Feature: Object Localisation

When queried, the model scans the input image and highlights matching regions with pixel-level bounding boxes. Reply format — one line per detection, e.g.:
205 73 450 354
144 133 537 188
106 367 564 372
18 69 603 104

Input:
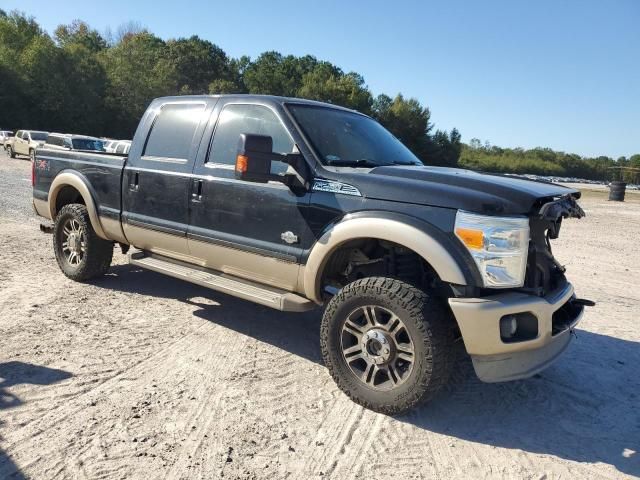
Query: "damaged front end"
524 194 585 297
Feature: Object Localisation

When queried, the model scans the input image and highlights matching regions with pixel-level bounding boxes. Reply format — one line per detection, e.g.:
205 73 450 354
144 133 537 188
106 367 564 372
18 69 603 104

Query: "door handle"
191 179 203 202
129 172 139 192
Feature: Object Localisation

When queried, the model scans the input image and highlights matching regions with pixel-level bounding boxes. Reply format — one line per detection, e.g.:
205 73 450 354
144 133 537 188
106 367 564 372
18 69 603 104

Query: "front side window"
143 103 205 160
287 104 421 167
208 104 294 166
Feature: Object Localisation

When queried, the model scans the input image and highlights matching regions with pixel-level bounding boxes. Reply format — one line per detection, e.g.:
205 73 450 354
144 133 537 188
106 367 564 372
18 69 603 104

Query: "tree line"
461 140 640 182
1 10 636 179
0 10 460 167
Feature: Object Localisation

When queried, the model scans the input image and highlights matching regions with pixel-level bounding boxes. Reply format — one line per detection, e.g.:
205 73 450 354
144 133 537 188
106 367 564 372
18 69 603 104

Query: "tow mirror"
235 134 277 183
235 134 307 188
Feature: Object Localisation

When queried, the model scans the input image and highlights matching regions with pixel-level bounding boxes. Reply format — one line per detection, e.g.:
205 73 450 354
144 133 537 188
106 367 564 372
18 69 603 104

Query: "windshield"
72 138 105 151
30 132 48 141
287 104 421 167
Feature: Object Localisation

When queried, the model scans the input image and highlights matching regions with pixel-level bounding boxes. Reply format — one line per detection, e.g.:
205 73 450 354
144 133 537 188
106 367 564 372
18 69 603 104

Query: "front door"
188 101 313 291
122 100 213 261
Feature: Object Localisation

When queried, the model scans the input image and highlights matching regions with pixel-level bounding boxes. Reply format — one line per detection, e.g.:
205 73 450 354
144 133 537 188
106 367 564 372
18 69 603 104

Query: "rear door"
122 99 215 260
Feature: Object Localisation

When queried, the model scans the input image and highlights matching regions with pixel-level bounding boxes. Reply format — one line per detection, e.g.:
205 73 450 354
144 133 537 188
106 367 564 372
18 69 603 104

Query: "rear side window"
143 103 205 160
208 104 294 165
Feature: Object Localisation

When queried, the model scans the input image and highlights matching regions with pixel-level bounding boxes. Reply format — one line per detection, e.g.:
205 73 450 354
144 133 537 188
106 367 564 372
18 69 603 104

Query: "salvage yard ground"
1 150 638 479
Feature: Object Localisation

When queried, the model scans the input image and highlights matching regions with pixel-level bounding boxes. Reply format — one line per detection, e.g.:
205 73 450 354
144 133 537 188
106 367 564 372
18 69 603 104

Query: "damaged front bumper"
449 281 584 382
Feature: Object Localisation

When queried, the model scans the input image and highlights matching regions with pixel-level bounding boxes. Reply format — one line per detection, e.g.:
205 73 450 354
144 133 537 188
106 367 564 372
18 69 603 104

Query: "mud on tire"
53 203 113 281
320 277 455 415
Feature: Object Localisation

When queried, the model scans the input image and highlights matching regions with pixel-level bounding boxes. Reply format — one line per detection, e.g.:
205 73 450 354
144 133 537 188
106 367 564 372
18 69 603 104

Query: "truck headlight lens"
454 211 530 288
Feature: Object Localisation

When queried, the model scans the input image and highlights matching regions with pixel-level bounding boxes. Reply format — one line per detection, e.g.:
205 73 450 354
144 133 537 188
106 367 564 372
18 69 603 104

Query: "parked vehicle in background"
115 140 131 154
0 130 14 150
32 94 591 415
6 130 49 160
103 139 117 153
45 133 105 152
104 139 131 154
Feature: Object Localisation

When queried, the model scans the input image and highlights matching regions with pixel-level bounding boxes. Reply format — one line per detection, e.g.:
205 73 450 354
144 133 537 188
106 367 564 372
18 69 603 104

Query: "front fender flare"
303 213 469 303
48 171 108 240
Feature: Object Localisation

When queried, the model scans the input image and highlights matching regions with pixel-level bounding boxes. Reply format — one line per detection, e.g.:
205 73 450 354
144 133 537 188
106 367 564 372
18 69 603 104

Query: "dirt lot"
1 150 638 479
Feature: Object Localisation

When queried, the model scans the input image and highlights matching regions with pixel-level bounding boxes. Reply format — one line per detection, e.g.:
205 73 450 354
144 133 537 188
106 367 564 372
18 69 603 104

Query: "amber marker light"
235 154 249 173
455 227 484 250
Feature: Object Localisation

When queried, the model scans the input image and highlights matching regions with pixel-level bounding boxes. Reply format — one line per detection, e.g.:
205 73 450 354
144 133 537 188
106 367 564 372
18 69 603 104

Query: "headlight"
454 210 529 288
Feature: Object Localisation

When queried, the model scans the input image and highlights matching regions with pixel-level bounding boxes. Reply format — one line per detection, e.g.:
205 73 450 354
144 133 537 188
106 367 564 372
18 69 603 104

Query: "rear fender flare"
48 171 108 240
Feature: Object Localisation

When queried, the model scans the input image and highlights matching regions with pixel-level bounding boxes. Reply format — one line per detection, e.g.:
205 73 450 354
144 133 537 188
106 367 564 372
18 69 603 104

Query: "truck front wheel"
7 146 15 158
320 277 455 415
53 204 113 281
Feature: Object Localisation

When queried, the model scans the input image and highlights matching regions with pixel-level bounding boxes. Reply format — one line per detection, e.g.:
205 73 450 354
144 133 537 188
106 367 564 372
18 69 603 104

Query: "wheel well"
320 238 451 298
54 185 85 216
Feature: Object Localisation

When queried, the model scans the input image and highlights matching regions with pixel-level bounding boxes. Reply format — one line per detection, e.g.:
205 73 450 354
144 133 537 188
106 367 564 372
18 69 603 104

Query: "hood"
334 166 581 215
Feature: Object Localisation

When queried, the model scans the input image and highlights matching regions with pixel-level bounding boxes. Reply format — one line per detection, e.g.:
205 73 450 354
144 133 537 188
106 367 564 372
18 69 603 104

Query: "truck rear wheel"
320 277 454 415
7 146 15 158
53 204 113 281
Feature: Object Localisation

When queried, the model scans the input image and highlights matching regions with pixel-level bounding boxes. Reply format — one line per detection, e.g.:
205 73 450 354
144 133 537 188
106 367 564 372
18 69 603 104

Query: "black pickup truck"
33 95 588 414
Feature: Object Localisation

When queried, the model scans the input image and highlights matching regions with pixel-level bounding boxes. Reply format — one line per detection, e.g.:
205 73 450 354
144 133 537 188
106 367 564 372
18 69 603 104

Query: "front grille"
524 195 584 297
524 217 565 296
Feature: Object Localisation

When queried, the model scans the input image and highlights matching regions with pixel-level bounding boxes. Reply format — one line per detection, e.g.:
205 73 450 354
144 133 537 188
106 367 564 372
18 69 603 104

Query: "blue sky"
3 0 639 158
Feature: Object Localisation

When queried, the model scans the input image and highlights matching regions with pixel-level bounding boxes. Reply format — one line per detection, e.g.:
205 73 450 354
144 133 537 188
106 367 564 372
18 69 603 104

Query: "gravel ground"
0 150 638 479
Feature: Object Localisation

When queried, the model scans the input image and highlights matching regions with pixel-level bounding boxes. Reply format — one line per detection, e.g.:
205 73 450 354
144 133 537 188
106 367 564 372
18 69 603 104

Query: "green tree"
100 31 174 137
372 94 431 158
54 20 107 52
243 52 317 97
298 64 372 112
163 36 230 94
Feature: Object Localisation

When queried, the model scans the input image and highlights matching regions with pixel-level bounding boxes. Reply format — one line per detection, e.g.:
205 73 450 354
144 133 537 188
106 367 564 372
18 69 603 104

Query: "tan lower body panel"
100 216 128 244
33 198 50 219
122 223 302 294
188 238 301 293
122 223 197 264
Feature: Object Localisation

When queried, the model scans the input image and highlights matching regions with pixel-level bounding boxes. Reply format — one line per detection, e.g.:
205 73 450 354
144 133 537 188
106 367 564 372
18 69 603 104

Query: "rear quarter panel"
34 148 126 222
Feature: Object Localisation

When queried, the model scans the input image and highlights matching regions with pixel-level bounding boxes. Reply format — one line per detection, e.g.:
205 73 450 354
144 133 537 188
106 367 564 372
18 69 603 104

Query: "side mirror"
235 134 310 190
234 134 295 183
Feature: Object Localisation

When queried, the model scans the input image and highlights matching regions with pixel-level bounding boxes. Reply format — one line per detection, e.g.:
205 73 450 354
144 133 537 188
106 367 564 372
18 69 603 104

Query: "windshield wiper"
390 160 421 166
326 159 421 168
325 159 382 168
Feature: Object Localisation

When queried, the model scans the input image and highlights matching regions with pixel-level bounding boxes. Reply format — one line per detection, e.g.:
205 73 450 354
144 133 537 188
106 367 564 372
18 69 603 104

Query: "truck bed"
33 148 127 224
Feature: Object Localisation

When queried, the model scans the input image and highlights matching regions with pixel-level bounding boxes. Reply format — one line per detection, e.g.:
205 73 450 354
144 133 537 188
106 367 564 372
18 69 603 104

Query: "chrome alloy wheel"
341 305 415 391
61 218 86 266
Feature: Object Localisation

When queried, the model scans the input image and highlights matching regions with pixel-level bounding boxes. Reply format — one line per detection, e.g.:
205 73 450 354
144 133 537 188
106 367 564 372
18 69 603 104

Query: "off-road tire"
7 146 15 158
53 204 113 281
321 277 455 415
